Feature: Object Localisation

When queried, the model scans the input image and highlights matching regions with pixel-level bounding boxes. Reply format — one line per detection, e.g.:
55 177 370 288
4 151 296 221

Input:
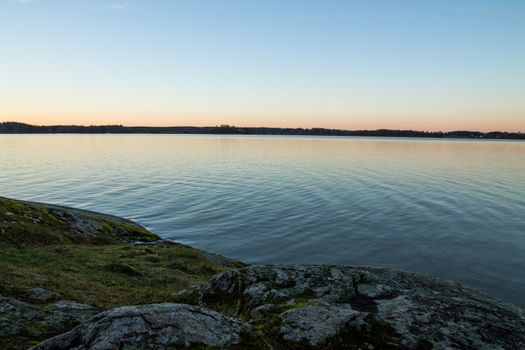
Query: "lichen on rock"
188 265 525 349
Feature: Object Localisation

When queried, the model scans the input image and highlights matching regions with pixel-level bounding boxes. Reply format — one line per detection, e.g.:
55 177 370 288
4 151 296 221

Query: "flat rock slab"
31 303 252 350
191 265 525 349
280 304 364 346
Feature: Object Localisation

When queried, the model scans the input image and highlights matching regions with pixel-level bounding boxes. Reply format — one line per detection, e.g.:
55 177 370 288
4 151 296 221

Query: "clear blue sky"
1 0 524 131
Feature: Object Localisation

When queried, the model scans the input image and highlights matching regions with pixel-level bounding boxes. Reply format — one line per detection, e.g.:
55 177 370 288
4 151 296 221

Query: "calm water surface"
1 135 524 305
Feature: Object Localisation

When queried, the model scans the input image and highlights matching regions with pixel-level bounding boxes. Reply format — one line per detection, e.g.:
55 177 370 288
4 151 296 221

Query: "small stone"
250 304 278 321
308 298 330 307
25 288 61 303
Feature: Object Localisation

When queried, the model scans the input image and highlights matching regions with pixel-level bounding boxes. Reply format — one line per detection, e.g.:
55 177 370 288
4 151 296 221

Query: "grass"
0 196 239 308
0 242 227 308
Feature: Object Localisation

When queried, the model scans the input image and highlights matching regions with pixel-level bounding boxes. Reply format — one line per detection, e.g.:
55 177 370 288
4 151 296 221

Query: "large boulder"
31 303 253 350
189 265 525 349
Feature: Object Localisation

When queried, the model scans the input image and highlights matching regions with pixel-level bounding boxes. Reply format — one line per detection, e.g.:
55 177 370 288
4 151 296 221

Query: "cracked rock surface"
7 265 525 350
0 295 98 347
190 265 525 349
30 303 252 350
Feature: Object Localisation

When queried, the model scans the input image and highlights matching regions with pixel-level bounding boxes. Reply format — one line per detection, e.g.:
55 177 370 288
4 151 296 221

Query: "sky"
0 0 524 131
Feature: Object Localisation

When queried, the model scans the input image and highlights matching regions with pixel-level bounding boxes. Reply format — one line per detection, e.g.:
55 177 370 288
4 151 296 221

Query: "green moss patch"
0 242 230 309
121 223 160 241
0 197 161 246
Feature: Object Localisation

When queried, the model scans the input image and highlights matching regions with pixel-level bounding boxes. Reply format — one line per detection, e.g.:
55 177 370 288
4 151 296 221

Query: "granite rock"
191 265 525 349
31 303 252 350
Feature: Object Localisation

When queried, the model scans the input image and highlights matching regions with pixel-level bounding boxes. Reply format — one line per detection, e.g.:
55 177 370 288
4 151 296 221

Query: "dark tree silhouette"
1 122 523 139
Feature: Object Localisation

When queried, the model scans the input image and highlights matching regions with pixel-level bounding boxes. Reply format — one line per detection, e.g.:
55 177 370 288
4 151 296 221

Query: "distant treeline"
1 122 524 139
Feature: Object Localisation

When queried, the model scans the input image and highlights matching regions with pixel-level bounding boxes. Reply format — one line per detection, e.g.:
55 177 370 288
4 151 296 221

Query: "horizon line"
1 121 523 135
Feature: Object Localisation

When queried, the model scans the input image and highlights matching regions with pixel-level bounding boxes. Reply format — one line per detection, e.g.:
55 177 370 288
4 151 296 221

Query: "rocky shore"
1 197 524 349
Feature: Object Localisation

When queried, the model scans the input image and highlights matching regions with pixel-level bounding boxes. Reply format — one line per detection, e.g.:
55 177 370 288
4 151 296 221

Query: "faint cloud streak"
106 2 128 11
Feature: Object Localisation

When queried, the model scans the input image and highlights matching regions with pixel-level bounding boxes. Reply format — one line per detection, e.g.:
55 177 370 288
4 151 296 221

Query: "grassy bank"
0 196 243 308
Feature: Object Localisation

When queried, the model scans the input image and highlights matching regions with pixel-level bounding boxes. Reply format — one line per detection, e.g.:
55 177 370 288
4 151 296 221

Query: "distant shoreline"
1 122 524 140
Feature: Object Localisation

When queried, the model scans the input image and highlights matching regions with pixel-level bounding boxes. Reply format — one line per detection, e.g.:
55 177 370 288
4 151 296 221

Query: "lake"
1 134 524 305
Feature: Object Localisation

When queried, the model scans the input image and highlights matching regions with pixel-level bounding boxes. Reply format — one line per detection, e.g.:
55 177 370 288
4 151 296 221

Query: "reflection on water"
1 134 524 305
